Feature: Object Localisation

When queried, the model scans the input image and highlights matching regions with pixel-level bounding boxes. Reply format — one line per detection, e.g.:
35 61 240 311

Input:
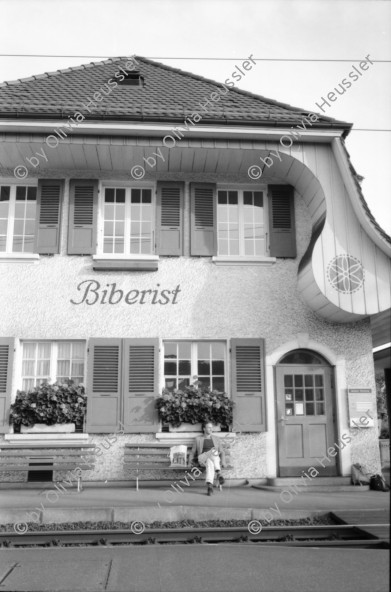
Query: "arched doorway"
276 349 338 477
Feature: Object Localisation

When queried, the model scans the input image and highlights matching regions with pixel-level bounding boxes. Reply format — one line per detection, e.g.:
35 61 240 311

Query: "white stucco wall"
0 174 381 481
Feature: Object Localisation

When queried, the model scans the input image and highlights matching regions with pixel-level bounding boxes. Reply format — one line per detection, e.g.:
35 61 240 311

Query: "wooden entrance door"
276 363 337 477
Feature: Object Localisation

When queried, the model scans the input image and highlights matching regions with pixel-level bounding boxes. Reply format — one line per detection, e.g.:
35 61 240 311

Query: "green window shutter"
122 338 159 433
86 339 121 433
68 180 98 255
34 179 63 254
190 183 217 256
231 338 266 432
0 338 14 434
156 182 184 256
268 185 296 258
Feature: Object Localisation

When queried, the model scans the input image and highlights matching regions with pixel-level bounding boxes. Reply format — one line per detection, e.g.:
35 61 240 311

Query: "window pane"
178 342 191 359
23 343 36 359
164 361 177 376
105 188 115 203
116 189 125 203
37 343 51 358
27 187 37 201
22 361 35 375
243 191 252 206
228 191 238 205
212 360 224 374
179 360 191 375
104 221 114 236
16 187 26 200
254 192 263 207
212 377 225 392
57 360 70 377
295 389 304 401
58 342 71 358
72 343 85 359
0 186 10 201
294 375 303 387
164 343 177 359
71 362 85 377
142 189 152 204
218 191 227 204
197 343 210 359
198 360 210 375
315 388 324 401
211 342 225 359
305 375 313 387
306 403 315 416
165 378 177 391
23 378 35 391
305 389 314 401
37 361 50 376
315 375 324 386
284 375 293 387
316 403 325 415
131 189 141 203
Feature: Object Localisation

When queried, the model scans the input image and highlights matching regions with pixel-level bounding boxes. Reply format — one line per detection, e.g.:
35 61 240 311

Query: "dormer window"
119 71 144 86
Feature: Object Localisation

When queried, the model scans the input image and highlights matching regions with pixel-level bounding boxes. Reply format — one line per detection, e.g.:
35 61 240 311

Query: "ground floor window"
21 341 86 390
163 341 226 392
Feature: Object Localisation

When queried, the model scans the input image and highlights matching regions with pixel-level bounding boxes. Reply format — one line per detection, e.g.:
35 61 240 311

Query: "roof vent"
118 71 144 86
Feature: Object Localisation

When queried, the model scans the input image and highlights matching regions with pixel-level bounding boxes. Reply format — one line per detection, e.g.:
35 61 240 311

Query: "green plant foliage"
155 383 234 427
9 380 87 427
376 373 389 439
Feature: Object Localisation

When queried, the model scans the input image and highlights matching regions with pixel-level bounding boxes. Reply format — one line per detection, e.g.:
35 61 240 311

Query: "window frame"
214 183 276 265
18 340 87 391
162 340 228 394
0 180 39 257
97 180 157 259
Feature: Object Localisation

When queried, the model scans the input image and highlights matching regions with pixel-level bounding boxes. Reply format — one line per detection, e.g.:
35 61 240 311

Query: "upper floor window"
217 189 266 256
101 187 154 256
164 341 226 392
0 185 37 253
21 341 85 391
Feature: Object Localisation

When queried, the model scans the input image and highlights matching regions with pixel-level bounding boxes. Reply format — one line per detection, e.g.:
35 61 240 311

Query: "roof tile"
0 55 352 130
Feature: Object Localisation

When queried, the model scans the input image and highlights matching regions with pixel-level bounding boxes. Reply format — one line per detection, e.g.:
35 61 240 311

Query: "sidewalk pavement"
0 484 389 525
0 546 389 592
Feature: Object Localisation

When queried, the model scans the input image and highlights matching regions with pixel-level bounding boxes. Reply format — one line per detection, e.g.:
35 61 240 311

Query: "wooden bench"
0 443 96 492
124 443 192 491
124 439 233 490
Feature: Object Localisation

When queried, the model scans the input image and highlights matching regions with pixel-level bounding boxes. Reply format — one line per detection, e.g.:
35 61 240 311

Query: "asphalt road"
0 545 389 592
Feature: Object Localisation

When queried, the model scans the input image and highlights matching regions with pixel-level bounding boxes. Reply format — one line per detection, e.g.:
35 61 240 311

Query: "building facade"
0 56 390 484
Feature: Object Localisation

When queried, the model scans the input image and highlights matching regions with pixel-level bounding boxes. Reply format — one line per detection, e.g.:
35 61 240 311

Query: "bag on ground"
369 474 389 491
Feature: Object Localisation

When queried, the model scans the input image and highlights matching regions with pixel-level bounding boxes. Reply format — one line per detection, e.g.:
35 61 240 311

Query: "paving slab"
0 546 388 592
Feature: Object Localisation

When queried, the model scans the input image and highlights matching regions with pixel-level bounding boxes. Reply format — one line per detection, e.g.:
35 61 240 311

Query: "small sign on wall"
347 388 375 428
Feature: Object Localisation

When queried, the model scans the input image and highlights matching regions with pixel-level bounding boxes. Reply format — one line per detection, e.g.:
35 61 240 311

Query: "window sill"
212 256 276 266
0 253 40 264
93 255 159 271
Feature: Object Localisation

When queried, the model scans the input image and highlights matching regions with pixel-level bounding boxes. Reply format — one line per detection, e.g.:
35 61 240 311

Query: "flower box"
169 422 221 432
20 423 76 434
169 422 202 432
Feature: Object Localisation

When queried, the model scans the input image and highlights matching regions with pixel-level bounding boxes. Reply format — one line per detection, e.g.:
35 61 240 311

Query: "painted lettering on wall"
70 280 181 305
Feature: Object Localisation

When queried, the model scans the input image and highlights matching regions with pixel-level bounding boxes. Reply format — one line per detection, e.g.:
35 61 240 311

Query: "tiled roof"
0 56 351 130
